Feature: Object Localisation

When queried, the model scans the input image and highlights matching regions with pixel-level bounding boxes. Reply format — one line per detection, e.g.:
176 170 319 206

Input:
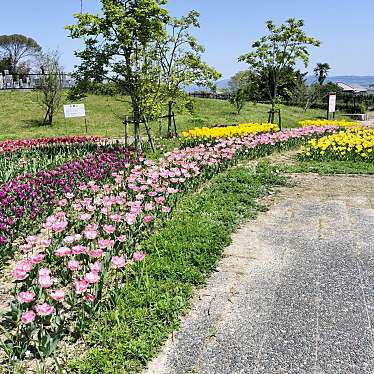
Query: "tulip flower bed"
299 119 358 128
298 127 374 162
0 136 101 155
0 125 337 368
0 142 114 185
181 122 279 146
0 145 136 264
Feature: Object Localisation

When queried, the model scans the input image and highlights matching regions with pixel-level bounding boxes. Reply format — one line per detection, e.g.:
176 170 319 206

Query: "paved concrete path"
144 174 374 374
359 111 374 128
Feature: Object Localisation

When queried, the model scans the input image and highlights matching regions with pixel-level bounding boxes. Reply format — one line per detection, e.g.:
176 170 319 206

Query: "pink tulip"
88 249 104 258
39 275 53 289
13 269 28 281
133 251 145 262
35 303 55 316
74 279 89 294
16 260 32 272
125 214 137 225
20 243 33 252
55 246 72 257
68 260 81 271
29 253 45 264
17 291 36 304
111 256 127 269
143 215 154 224
109 213 122 223
63 235 76 244
80 213 92 221
161 206 172 213
72 245 87 255
84 229 98 240
86 206 96 213
155 196 165 204
59 199 67 207
98 239 114 249
144 203 155 211
117 235 127 242
84 272 100 284
39 238 51 248
26 235 37 244
103 224 116 234
73 202 82 210
50 290 65 302
21 310 36 324
89 261 102 273
38 268 51 276
52 221 68 233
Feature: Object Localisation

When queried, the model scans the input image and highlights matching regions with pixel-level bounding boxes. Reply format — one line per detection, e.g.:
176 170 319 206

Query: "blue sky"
1 0 373 79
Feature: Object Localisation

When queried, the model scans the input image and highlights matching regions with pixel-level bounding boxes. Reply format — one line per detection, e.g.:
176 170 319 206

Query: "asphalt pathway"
144 174 374 374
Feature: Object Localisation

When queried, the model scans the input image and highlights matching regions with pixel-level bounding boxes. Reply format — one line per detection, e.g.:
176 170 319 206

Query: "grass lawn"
0 90 342 141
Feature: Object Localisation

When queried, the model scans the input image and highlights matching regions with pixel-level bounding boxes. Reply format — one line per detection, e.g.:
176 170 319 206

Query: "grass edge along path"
278 160 374 175
68 164 288 373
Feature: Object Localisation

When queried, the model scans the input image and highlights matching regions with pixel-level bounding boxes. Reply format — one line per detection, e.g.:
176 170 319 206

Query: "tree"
226 70 259 114
157 10 221 137
0 34 41 73
314 62 331 85
67 0 169 149
0 56 11 73
36 51 64 126
239 18 320 124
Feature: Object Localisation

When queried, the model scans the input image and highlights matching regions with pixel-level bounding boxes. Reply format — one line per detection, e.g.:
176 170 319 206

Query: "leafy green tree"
226 70 259 114
239 18 320 123
67 0 169 148
157 10 221 137
0 56 11 73
314 63 331 85
0 34 41 73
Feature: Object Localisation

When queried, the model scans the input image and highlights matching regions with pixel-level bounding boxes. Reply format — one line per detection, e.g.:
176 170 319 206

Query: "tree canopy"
314 63 331 85
67 0 169 147
157 10 221 136
239 18 320 123
0 34 41 73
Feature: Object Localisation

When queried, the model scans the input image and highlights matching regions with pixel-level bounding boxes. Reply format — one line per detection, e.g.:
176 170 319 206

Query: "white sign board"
64 104 86 118
328 93 336 113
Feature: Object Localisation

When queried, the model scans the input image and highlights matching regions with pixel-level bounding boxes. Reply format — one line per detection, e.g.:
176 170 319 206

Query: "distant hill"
186 76 374 93
306 76 374 88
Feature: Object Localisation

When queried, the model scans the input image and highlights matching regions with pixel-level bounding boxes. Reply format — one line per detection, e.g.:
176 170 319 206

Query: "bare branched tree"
37 51 64 126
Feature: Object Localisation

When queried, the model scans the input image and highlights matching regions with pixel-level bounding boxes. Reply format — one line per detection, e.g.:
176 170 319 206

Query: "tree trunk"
48 112 53 126
167 101 173 138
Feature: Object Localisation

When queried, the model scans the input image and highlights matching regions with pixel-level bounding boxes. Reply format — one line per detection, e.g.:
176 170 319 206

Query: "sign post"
327 92 336 120
63 104 88 133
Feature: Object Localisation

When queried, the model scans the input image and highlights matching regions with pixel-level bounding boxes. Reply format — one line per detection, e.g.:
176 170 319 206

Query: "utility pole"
80 0 83 14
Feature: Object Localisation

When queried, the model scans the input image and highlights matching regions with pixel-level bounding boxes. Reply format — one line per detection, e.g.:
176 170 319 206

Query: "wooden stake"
143 115 155 152
172 112 177 137
123 117 129 148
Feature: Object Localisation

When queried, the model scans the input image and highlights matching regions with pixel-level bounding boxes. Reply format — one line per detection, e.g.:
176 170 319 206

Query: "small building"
368 85 374 96
336 82 367 95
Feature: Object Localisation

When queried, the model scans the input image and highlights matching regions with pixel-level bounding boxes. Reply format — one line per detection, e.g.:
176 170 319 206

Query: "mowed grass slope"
0 90 337 140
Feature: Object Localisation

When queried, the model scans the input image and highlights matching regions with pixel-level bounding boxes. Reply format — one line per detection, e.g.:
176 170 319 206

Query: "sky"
1 0 373 79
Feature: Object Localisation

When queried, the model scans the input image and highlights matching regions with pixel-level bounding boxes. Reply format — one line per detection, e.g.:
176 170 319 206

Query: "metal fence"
0 72 74 90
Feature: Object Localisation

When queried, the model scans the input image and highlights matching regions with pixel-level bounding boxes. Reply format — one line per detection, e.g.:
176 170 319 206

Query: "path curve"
144 174 374 374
